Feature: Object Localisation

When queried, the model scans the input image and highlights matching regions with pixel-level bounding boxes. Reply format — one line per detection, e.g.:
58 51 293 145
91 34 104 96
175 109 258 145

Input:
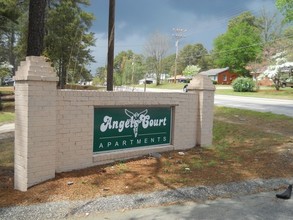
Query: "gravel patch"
0 177 292 220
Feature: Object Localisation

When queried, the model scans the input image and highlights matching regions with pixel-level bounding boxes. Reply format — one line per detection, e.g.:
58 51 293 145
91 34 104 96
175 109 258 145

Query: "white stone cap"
187 74 215 91
14 56 59 82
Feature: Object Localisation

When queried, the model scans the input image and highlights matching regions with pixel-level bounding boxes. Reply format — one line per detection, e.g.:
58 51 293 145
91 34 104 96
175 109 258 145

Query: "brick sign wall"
14 56 215 191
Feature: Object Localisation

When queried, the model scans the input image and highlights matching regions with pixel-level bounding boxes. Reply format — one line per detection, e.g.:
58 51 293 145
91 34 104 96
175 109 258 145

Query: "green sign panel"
93 107 172 153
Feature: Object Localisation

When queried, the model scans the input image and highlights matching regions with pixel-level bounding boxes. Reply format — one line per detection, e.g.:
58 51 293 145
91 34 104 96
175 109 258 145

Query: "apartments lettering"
93 108 171 152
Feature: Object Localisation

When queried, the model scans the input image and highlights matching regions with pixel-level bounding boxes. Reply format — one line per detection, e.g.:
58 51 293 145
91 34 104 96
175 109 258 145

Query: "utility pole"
172 28 186 83
107 0 115 91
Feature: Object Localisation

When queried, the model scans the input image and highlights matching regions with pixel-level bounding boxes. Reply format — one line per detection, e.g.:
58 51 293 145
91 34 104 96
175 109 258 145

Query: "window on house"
223 74 227 81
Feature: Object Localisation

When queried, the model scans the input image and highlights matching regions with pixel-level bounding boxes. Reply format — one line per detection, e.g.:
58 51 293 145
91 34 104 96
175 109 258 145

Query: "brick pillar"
188 75 215 147
14 56 59 191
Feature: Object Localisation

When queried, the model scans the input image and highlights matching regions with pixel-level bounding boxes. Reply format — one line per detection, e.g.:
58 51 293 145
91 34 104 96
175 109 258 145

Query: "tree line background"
0 0 292 88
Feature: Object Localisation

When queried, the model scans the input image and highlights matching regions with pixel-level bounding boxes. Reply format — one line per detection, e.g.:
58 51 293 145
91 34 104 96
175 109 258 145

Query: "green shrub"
232 77 256 92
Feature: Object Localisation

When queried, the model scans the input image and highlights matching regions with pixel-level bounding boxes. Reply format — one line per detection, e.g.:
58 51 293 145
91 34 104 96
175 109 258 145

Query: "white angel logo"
125 109 148 137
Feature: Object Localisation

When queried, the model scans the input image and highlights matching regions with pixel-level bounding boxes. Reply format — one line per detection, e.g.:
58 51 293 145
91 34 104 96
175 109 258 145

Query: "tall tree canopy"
283 26 293 61
182 65 201 77
178 43 210 73
144 32 171 85
213 12 262 76
228 11 259 29
0 0 96 88
113 50 144 85
257 8 283 44
276 0 293 23
0 0 24 76
45 0 95 88
0 0 21 26
161 54 176 75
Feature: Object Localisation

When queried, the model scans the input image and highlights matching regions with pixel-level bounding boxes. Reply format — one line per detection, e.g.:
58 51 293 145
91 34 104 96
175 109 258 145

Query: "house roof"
199 67 229 76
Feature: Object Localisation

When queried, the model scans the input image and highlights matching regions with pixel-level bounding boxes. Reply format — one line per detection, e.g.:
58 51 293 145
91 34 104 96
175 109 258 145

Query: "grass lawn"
0 86 14 93
0 137 14 167
0 86 15 113
216 86 293 100
0 112 14 124
137 82 186 90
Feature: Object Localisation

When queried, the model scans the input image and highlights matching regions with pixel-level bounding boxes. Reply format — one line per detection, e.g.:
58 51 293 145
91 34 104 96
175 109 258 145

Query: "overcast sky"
84 0 278 72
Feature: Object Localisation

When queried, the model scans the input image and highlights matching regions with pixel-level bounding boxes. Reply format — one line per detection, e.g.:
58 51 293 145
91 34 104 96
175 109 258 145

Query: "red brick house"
199 67 238 85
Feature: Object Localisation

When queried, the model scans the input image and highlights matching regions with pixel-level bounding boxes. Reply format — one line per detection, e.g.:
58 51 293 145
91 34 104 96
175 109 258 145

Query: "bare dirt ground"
0 107 293 207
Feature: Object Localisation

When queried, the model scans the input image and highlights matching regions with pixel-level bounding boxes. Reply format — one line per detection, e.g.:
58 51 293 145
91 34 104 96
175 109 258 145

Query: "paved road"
120 87 293 118
214 95 293 117
79 191 293 220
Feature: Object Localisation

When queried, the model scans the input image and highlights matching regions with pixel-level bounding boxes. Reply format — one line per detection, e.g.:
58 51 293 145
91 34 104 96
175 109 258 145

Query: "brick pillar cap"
187 74 215 91
14 56 59 82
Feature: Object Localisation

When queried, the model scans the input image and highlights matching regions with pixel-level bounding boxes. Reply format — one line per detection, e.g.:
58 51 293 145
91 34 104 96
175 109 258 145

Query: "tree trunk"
9 29 16 75
27 0 47 56
156 72 161 86
60 59 67 89
274 78 280 90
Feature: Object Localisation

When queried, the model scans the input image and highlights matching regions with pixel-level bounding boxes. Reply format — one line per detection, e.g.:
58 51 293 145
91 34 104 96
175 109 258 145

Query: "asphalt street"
214 95 293 118
78 191 293 220
129 87 293 118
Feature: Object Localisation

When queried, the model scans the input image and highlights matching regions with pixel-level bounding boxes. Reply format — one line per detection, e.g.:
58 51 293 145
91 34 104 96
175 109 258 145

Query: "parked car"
3 77 14 86
281 77 293 88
